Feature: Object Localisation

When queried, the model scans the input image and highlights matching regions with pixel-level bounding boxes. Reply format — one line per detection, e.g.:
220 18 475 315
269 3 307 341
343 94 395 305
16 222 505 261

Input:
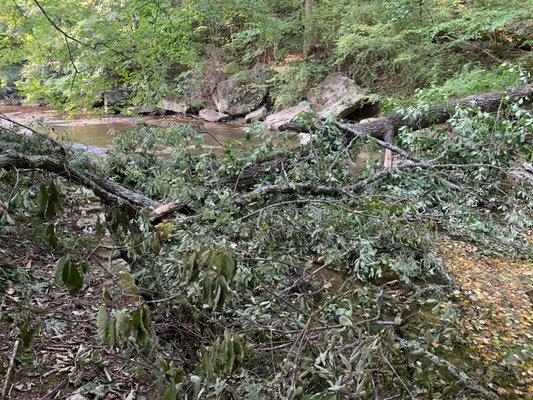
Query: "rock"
103 88 131 113
161 99 189 114
160 99 204 115
244 106 267 123
299 132 312 145
199 108 230 122
265 102 311 131
128 106 164 116
213 75 267 116
307 73 379 120
66 393 89 400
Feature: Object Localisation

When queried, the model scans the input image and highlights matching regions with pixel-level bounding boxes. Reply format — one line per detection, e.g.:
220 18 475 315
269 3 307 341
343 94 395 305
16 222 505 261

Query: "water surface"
0 105 245 150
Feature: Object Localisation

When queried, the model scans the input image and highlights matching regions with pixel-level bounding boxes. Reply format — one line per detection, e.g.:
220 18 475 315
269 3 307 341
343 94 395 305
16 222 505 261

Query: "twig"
399 338 499 400
197 122 226 148
1 339 20 398
335 122 426 164
381 350 417 399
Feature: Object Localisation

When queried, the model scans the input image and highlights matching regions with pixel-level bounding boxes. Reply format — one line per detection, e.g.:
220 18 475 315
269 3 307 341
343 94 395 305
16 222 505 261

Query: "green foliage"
334 0 530 94
54 256 85 295
36 180 62 218
406 63 530 106
269 61 328 110
97 304 153 348
96 92 531 397
1 0 530 108
1 0 532 397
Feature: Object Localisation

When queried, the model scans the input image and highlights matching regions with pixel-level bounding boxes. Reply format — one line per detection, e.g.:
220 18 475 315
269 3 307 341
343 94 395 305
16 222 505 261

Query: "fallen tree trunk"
0 148 158 212
281 84 533 140
2 85 530 223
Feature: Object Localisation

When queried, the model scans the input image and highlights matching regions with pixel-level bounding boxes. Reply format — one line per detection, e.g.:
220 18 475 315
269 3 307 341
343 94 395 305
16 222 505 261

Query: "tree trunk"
2 85 530 223
0 149 158 212
303 0 314 58
282 84 533 140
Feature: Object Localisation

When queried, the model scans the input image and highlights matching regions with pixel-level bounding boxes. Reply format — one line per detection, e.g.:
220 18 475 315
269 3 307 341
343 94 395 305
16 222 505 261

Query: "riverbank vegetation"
0 0 531 111
1 1 532 399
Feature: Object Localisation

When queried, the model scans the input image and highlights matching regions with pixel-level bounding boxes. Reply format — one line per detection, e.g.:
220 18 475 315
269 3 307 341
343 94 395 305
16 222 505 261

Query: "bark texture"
2 85 531 223
282 84 533 139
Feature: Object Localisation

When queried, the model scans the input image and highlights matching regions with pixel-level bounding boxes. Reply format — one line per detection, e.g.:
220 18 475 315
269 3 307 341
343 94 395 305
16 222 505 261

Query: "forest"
0 0 532 399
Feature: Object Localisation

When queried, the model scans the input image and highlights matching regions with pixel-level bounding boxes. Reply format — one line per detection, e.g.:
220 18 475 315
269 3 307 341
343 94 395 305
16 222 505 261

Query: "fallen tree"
1 84 531 224
2 85 531 400
281 84 533 140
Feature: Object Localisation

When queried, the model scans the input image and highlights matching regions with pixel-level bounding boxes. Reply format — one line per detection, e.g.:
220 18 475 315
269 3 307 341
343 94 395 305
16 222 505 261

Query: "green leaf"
107 316 117 347
115 310 131 341
37 181 62 219
62 261 84 295
96 304 110 342
54 256 68 284
132 304 152 346
339 315 353 327
54 256 84 294
45 223 58 248
218 252 236 282
163 385 178 400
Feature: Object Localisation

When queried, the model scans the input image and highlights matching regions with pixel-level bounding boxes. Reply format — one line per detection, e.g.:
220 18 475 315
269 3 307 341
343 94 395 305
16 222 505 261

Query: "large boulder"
160 99 205 114
307 73 379 120
161 99 189 114
265 102 311 131
199 108 230 122
244 106 267 123
213 67 271 116
103 88 131 113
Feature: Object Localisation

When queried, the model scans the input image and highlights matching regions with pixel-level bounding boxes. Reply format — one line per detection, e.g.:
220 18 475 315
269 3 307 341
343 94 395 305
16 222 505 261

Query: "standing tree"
303 0 314 57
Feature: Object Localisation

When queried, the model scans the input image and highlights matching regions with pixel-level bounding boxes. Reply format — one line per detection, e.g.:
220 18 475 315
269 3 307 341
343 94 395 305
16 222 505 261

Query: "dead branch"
1 339 20 399
399 338 499 400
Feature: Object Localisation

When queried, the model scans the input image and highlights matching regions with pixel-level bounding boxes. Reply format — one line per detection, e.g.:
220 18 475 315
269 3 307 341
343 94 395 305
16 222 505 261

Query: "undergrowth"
3 91 531 398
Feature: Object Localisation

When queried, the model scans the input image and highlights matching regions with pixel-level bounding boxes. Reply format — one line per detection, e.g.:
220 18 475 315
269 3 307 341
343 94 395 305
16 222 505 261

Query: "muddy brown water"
0 105 245 150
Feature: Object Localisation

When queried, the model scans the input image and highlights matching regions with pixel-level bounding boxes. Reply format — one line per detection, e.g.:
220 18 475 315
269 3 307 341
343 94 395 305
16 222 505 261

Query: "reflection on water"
50 123 132 148
0 105 245 150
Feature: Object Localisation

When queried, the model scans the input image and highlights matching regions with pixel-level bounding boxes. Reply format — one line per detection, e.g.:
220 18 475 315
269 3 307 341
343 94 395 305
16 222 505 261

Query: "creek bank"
122 72 380 130
0 104 247 151
0 86 22 106
1 71 380 145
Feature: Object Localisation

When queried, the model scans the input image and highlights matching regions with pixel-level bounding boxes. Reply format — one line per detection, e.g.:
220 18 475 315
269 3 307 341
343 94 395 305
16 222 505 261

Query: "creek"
0 105 245 151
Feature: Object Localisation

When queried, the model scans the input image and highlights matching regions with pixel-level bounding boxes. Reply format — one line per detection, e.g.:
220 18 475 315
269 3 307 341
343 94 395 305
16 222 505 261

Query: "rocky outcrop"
199 109 230 122
213 66 272 117
103 88 131 113
265 102 311 131
244 106 267 123
307 73 379 120
160 99 204 115
161 99 188 114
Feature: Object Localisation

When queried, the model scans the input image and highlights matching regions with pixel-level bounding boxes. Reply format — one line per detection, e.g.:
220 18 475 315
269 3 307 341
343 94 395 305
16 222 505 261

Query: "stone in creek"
199 108 230 122
160 99 204 115
213 75 267 116
307 72 379 120
161 99 188 114
244 106 267 123
264 102 311 131
103 87 131 113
